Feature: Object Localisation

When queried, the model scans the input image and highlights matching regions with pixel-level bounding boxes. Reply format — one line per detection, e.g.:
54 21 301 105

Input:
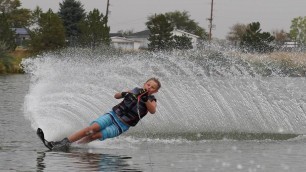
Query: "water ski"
37 128 71 151
36 128 53 150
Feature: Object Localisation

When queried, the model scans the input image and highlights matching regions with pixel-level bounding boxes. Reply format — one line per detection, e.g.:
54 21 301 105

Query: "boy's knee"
84 123 101 136
85 129 94 136
90 122 101 132
91 133 102 140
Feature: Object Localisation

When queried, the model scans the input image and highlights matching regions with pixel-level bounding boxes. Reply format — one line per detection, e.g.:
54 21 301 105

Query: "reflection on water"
36 150 142 172
36 152 46 172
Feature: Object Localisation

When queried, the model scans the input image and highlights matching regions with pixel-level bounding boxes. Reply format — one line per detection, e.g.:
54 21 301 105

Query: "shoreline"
1 49 306 76
0 48 31 74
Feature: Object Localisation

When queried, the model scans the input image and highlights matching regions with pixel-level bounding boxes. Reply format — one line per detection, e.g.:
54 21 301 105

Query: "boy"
47 78 161 150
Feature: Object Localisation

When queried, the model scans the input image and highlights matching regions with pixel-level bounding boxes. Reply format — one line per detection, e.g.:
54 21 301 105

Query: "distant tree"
290 16 306 45
0 40 14 73
240 22 275 53
117 29 134 36
0 0 20 13
164 10 207 39
29 9 66 52
78 8 110 48
9 8 31 27
146 14 174 51
0 40 8 55
58 0 86 46
0 0 31 28
272 29 290 46
28 6 42 28
226 23 247 46
0 13 16 50
173 35 192 49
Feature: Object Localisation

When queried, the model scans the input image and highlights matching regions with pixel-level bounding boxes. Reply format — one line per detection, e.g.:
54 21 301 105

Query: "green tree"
58 0 86 46
78 8 110 48
28 6 42 27
0 13 16 50
117 29 134 36
0 0 20 13
272 29 290 46
0 0 31 27
29 9 66 52
146 14 174 51
164 10 207 39
240 22 275 53
9 8 31 27
173 35 192 49
290 16 306 45
226 23 247 46
0 40 14 73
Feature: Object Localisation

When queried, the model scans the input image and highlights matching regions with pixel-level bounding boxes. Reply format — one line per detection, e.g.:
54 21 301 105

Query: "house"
282 41 299 48
281 41 300 51
126 30 150 49
171 28 200 49
110 36 141 51
12 28 30 47
112 29 199 50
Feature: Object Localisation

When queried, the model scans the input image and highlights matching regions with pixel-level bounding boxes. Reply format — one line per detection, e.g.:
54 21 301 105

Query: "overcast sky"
20 0 306 39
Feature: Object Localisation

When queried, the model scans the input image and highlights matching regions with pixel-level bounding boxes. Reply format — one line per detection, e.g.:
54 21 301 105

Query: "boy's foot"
49 138 71 151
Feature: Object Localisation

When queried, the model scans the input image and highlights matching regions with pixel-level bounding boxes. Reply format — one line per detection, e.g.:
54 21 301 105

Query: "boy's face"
143 80 159 95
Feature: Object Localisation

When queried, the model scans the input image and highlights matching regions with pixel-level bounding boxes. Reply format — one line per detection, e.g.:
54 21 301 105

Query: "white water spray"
22 47 306 141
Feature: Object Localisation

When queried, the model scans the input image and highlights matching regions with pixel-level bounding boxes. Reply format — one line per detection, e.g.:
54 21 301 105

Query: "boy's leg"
77 132 102 144
67 123 101 143
67 113 126 144
78 123 124 144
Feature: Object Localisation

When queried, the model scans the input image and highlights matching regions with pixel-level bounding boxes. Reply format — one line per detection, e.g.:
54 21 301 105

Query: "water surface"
1 48 306 171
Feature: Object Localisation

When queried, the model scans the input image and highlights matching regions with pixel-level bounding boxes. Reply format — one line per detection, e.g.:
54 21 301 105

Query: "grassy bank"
0 48 32 74
1 48 306 76
239 52 306 77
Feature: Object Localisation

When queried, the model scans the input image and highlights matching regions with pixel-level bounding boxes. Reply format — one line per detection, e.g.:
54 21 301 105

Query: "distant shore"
0 48 31 74
1 49 306 76
230 51 306 77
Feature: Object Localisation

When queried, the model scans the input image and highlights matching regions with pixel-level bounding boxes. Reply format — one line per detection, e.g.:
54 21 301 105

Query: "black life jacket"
112 87 156 126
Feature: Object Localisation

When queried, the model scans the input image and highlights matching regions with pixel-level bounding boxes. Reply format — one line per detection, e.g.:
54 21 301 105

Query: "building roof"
126 29 199 39
173 29 200 38
111 36 141 43
109 33 124 37
12 28 28 35
127 30 150 38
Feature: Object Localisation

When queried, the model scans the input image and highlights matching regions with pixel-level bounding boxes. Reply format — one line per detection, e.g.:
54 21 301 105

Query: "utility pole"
106 0 110 18
207 0 214 42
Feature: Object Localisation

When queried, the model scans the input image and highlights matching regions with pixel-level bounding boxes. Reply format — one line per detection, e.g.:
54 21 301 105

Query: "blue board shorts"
91 111 130 141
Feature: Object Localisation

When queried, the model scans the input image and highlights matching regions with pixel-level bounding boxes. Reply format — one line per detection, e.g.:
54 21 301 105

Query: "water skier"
38 78 161 150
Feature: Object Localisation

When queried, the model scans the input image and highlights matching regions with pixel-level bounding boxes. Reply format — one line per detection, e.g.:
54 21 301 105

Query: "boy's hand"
140 92 149 102
137 88 147 96
122 89 147 101
121 92 129 98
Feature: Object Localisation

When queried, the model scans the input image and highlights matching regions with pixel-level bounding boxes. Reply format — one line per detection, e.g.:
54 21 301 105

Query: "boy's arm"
146 100 157 114
114 90 131 99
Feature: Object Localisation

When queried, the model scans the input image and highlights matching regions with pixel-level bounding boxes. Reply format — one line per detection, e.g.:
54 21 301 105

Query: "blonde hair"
146 77 161 90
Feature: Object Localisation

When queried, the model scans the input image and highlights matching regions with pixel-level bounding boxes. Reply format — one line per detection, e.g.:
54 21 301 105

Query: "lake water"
2 48 306 171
